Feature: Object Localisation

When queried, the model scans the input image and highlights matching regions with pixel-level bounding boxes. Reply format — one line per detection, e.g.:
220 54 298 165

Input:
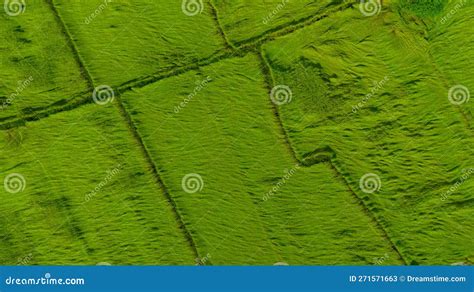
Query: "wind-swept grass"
212 0 342 45
120 54 403 264
399 0 446 17
0 0 471 266
53 0 227 87
262 3 474 264
0 2 89 121
0 103 194 264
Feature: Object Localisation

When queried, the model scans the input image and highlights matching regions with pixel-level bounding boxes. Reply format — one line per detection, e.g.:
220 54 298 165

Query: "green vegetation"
121 55 402 264
0 1 88 121
0 0 472 265
399 0 446 17
0 104 193 264
262 1 474 264
213 0 335 45
53 0 226 86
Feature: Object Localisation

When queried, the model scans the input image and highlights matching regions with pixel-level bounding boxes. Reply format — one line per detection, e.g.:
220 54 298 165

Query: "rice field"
0 0 472 266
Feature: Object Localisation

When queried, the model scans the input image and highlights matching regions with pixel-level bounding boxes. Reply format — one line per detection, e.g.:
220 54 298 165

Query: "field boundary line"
236 1 354 50
258 49 408 265
397 11 472 133
327 161 409 265
0 49 237 130
257 49 299 163
44 0 95 89
0 2 354 129
45 0 201 263
208 0 236 50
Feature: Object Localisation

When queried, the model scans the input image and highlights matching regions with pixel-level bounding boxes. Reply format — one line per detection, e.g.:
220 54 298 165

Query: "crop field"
0 0 472 266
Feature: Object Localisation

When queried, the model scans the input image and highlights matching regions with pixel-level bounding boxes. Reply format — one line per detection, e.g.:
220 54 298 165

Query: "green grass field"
0 0 472 265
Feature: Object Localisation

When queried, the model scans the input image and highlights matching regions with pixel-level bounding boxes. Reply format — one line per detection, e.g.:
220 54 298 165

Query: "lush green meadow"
261 0 474 264
0 0 472 265
0 103 194 264
0 1 89 122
